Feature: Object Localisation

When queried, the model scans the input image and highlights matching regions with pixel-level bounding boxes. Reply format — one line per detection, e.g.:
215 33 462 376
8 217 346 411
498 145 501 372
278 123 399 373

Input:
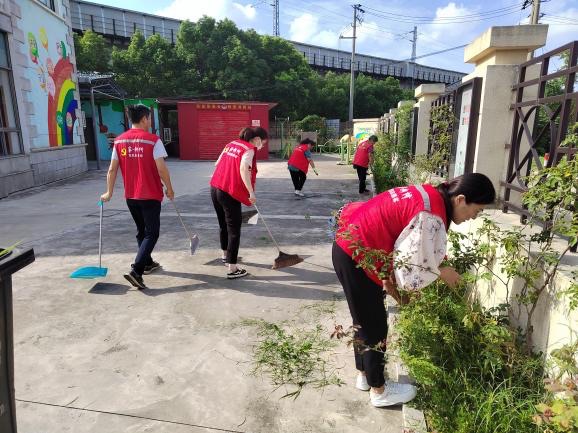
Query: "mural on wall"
81 99 126 160
26 23 78 147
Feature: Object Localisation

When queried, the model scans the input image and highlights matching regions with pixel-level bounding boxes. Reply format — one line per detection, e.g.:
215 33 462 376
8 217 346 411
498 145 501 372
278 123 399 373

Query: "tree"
111 32 184 97
307 73 413 121
73 30 111 72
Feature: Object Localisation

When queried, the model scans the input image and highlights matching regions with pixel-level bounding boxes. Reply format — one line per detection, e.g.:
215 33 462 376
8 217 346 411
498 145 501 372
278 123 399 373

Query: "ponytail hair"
239 126 268 142
436 173 496 225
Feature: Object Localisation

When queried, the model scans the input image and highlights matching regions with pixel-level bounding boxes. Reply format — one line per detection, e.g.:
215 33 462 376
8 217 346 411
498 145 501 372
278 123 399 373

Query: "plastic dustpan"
70 201 108 279
70 266 108 278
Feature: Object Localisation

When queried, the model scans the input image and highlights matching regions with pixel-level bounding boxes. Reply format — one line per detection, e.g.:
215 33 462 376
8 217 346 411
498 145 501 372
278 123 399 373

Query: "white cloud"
289 13 319 42
156 0 230 21
233 3 257 20
155 0 258 25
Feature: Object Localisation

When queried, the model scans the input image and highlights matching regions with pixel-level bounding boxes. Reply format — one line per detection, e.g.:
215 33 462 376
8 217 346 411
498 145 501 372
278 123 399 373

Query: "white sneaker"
294 190 305 197
356 374 370 391
370 381 416 407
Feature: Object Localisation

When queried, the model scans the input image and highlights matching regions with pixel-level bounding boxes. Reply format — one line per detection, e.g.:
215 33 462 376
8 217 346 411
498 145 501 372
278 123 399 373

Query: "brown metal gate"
502 41 578 215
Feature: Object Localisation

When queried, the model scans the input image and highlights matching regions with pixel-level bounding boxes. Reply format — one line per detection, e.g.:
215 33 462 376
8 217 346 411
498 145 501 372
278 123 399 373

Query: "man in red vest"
100 104 174 289
352 135 378 194
287 138 318 197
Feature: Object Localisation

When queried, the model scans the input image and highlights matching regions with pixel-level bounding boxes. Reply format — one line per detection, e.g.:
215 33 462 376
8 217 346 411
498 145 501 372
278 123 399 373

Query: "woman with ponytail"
210 126 268 279
332 173 496 408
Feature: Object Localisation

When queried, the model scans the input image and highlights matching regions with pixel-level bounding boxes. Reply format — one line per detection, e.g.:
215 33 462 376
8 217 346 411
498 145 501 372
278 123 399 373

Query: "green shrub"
396 227 546 433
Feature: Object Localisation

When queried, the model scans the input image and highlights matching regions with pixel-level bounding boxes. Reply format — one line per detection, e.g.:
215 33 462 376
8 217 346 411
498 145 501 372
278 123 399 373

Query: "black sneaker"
124 270 147 289
227 268 248 279
143 261 161 275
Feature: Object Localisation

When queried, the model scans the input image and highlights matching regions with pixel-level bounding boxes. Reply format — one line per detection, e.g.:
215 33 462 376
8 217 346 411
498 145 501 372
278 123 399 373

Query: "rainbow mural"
48 57 77 146
28 26 78 147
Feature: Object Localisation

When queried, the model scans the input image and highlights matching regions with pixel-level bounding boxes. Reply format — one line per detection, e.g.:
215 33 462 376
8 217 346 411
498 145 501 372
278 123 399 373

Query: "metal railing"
502 41 578 215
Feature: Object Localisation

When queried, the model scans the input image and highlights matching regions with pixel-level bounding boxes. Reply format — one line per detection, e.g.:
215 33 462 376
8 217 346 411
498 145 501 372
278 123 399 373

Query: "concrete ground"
5 154 404 432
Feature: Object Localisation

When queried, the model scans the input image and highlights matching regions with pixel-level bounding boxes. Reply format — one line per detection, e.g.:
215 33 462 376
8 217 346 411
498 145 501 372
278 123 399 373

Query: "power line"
363 3 524 24
363 1 524 21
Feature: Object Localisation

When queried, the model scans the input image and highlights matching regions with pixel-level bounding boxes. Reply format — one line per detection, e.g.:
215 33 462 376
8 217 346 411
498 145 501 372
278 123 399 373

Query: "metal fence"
502 41 578 215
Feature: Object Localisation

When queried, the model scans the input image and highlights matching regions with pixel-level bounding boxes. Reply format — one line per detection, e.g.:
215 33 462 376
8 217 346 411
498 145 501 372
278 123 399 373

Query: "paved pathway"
6 154 404 432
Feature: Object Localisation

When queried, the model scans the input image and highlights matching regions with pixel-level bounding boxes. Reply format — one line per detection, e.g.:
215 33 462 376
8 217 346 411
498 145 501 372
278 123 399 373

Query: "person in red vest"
332 173 495 407
210 126 268 279
352 135 378 194
100 104 174 289
287 138 318 197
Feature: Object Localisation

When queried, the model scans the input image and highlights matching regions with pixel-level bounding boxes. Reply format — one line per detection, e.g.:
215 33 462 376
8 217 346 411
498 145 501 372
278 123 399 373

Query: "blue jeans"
126 199 161 275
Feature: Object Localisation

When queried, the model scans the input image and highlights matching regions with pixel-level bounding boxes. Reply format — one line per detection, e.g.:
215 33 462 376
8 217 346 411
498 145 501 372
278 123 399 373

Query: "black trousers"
332 242 388 388
353 164 368 193
289 169 307 191
211 187 242 264
126 199 161 275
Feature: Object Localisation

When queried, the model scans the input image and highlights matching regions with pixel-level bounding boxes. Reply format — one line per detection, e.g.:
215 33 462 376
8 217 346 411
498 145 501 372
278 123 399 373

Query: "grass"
241 299 345 399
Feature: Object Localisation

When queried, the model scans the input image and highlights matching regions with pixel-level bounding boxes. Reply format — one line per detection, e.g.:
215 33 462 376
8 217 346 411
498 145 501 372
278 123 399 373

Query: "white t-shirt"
241 149 254 167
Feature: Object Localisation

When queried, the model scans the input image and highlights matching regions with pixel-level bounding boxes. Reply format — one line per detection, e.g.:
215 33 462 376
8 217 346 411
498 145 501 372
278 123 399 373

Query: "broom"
171 199 200 255
253 204 303 269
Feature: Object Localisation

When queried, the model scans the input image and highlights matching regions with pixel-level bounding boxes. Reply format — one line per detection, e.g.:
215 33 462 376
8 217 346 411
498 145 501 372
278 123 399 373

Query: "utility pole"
341 4 364 125
410 26 417 62
410 26 417 88
530 0 541 24
523 0 541 58
272 0 280 37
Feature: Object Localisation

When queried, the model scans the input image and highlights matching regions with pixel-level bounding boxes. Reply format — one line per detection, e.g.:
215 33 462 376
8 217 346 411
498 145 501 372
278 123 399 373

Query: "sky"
88 0 578 73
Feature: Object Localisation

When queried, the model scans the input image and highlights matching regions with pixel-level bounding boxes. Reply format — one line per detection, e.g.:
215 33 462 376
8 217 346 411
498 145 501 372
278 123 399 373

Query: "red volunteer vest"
352 139 373 168
114 129 164 201
210 139 258 206
287 144 310 173
336 184 447 285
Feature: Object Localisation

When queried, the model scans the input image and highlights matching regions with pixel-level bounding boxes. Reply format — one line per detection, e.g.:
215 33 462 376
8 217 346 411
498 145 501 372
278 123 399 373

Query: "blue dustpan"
70 201 108 279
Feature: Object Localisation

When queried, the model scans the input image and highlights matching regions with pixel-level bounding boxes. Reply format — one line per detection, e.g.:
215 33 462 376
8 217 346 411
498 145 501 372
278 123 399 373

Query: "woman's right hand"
439 266 461 288
249 192 256 205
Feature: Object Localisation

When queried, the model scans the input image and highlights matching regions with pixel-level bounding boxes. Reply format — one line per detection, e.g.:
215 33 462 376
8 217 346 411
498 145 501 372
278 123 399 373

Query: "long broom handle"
253 204 281 253
171 199 193 239
98 201 103 268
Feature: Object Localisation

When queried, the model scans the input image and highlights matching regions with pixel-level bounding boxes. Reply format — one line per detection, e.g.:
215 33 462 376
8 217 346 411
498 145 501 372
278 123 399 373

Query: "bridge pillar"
413 84 445 156
462 25 548 196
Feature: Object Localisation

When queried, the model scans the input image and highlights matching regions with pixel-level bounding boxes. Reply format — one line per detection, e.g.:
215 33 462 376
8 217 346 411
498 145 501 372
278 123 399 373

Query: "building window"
36 0 56 12
0 33 22 157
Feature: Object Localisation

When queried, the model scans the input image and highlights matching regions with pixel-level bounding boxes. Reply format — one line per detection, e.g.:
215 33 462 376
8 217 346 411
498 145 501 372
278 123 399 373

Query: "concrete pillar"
463 25 548 197
413 84 445 155
389 108 398 135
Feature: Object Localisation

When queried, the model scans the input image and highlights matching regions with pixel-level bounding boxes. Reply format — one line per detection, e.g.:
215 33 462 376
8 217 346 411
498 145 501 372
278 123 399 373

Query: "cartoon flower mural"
28 32 39 64
39 27 48 50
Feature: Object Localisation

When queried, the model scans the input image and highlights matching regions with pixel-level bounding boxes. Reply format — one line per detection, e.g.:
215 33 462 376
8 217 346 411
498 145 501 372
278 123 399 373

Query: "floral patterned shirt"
393 211 447 291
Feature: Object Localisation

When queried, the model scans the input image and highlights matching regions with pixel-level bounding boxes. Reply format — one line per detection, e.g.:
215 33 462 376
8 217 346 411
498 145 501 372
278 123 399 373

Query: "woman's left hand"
249 192 256 204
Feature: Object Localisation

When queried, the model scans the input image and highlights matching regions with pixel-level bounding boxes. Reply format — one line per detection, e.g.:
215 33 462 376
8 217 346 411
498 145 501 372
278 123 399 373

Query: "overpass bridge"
69 0 466 87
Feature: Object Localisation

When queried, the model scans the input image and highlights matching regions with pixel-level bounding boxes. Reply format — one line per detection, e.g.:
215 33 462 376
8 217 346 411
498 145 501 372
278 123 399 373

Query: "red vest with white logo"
114 129 164 201
352 139 373 168
336 184 447 285
210 139 257 206
287 144 310 173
